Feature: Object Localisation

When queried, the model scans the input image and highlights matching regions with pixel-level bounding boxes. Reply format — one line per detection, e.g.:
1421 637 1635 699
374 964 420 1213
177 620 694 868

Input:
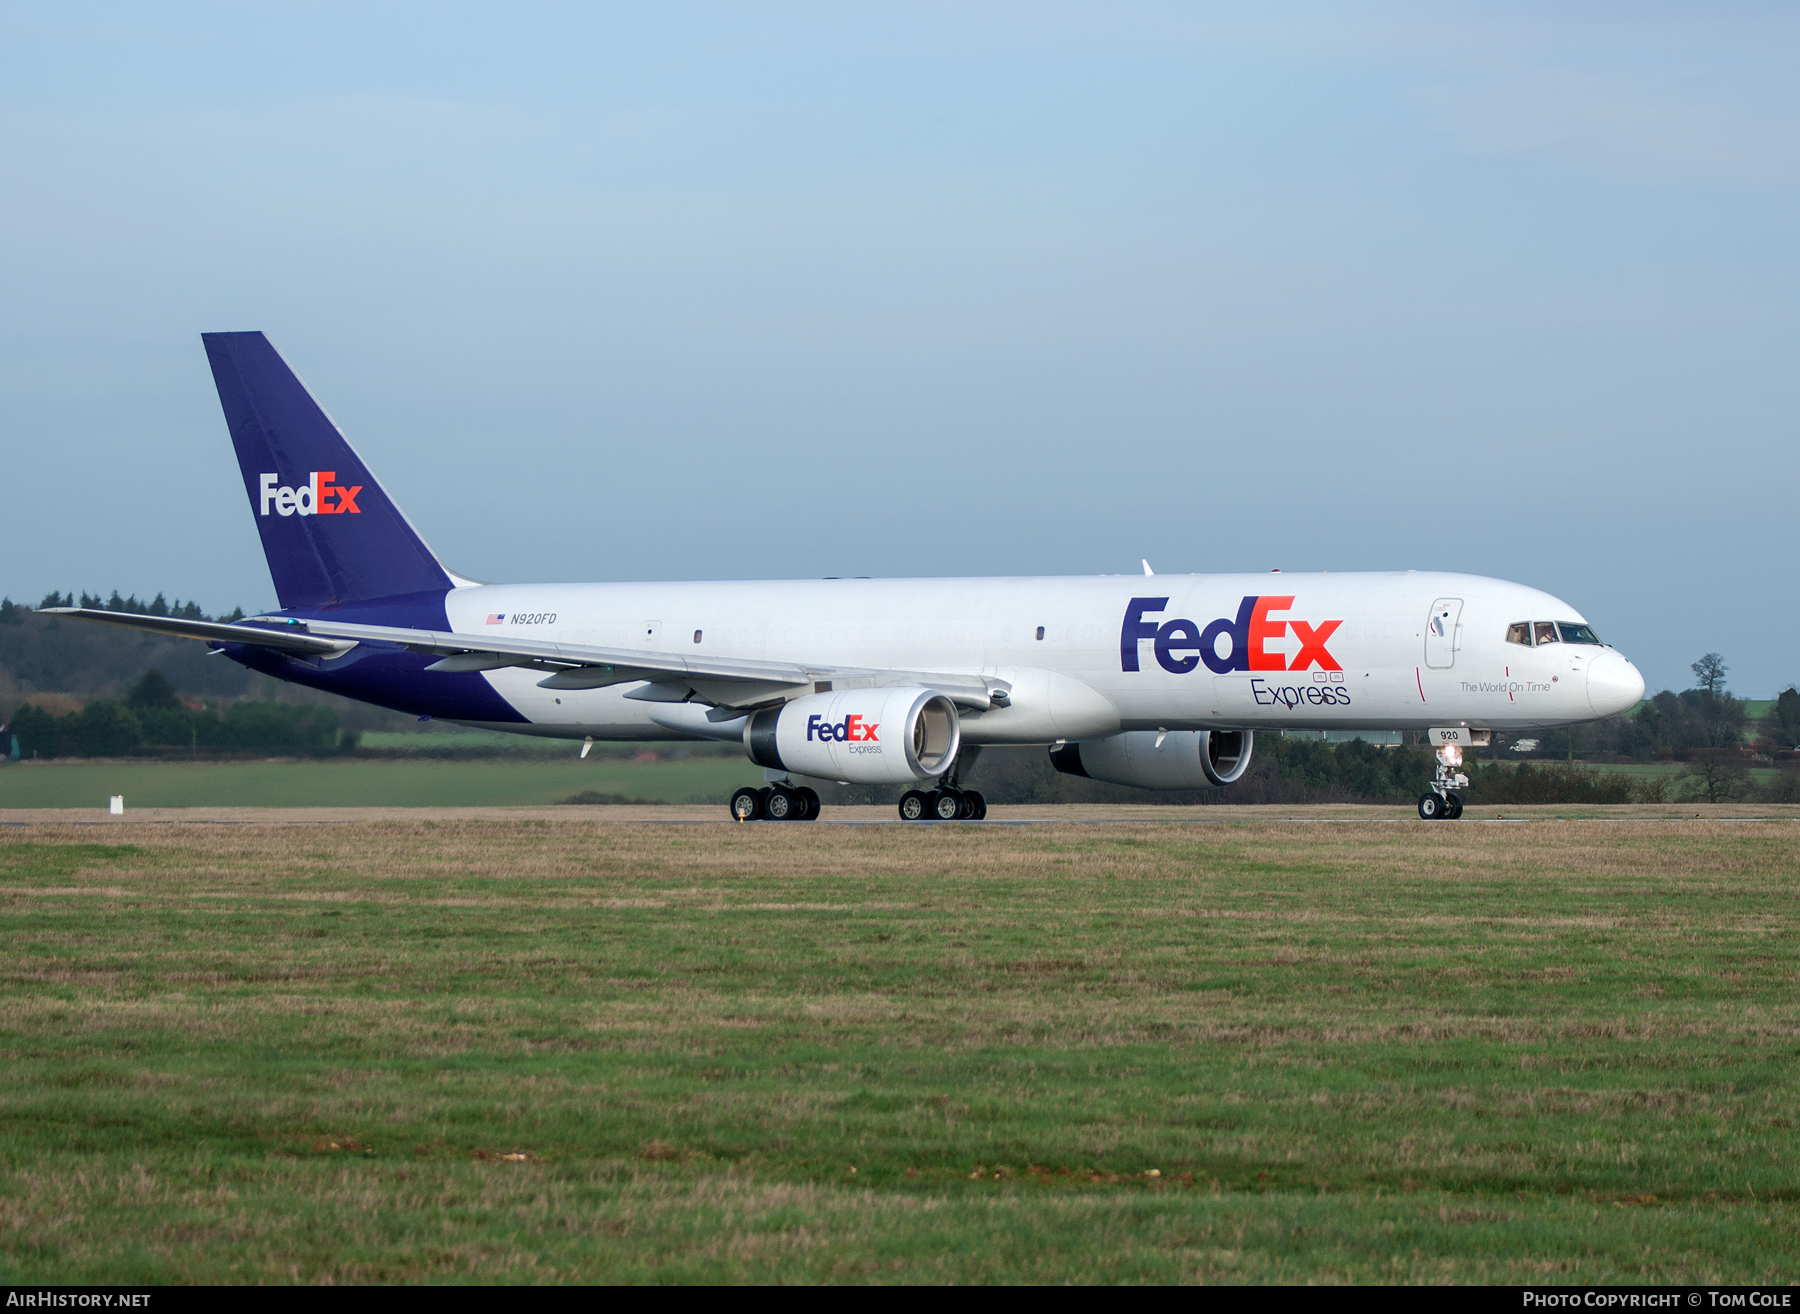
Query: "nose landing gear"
1417 790 1463 821
1418 743 1469 821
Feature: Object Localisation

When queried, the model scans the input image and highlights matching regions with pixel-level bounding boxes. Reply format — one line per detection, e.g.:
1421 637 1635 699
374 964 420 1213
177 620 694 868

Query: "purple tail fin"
203 332 453 610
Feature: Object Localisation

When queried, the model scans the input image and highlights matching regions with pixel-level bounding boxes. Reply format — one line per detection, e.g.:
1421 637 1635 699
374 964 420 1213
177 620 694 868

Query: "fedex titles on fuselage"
257 472 363 518
1123 595 1353 708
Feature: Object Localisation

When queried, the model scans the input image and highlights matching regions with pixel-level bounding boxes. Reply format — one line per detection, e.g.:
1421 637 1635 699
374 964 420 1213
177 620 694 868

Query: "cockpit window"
1506 622 1531 646
1557 622 1600 645
1533 622 1559 645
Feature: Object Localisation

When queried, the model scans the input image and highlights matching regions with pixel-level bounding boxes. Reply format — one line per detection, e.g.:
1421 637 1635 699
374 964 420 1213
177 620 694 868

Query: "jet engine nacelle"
744 687 961 785
1049 729 1254 789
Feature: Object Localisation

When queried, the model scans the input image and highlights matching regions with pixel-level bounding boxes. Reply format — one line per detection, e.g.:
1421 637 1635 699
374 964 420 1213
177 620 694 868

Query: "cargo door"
1210 676 1257 723
1424 599 1462 669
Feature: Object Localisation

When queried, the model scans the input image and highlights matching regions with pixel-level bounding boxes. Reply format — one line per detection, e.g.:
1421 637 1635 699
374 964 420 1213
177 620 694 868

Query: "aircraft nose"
1587 651 1645 718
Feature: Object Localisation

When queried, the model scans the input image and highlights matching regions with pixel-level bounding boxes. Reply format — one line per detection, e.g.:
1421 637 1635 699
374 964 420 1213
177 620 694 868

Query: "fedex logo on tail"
258 472 363 518
1122 596 1342 675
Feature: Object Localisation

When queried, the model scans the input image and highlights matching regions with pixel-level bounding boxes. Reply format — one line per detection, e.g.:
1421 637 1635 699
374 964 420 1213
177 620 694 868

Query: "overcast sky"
3 3 1794 694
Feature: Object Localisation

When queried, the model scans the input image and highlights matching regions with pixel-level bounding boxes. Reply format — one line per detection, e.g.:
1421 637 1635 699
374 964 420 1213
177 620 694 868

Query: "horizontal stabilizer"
42 608 355 656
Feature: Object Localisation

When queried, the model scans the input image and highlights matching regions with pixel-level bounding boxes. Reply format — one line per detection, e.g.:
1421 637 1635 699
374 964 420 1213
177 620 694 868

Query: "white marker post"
109 795 124 816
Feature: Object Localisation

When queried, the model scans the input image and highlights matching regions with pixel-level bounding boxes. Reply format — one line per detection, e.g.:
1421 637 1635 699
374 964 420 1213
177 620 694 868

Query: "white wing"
250 617 1010 712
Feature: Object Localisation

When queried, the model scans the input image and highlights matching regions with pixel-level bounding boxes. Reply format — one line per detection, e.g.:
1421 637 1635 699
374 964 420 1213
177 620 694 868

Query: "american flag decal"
486 614 505 625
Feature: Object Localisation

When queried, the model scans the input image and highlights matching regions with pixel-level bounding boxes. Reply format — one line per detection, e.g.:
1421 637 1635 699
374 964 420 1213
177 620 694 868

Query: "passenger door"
1424 598 1462 669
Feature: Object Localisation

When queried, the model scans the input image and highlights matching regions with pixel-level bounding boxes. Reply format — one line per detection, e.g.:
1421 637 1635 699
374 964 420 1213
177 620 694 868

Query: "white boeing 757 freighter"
53 333 1645 822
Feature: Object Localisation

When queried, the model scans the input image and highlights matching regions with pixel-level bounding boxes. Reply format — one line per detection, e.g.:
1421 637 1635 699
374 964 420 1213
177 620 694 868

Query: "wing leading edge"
47 608 1010 712
271 617 1009 711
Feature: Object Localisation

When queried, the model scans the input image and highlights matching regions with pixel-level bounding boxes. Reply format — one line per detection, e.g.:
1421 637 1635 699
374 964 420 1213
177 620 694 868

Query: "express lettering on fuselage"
1252 678 1352 708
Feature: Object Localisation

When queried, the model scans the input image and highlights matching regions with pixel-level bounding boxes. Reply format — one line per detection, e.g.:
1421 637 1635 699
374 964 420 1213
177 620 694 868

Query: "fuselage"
236 569 1645 744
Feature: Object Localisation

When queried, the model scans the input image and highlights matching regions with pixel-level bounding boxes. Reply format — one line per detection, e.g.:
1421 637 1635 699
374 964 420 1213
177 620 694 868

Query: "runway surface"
4 803 1798 826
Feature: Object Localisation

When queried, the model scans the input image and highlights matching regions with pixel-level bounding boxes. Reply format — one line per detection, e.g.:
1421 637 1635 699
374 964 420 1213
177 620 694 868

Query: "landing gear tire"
962 789 987 821
933 789 965 821
898 789 931 822
794 786 821 821
730 786 765 821
764 785 800 821
1444 792 1463 820
1418 793 1445 821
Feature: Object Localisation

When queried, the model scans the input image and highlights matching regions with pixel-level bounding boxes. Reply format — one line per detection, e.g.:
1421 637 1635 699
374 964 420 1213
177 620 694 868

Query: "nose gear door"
1424 598 1462 669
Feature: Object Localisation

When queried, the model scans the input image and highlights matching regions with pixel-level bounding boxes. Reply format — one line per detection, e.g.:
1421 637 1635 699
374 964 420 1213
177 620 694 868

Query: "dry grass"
0 811 1796 1283
6 799 1800 825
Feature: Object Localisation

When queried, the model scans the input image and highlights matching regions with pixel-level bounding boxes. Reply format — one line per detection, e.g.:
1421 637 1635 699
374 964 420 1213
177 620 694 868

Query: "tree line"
4 592 246 624
5 670 350 758
1493 653 1799 760
805 651 1798 807
4 596 1798 801
7 596 1792 756
0 596 416 740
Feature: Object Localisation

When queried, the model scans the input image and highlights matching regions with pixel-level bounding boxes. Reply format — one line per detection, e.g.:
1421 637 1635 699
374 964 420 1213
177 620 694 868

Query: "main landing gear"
726 781 985 822
1418 743 1468 821
896 745 986 822
897 787 987 822
729 783 821 822
728 747 990 823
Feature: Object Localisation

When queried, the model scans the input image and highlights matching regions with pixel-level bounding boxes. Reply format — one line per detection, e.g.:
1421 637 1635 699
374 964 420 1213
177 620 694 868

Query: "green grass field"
0 757 764 808
0 815 1795 1283
355 729 564 752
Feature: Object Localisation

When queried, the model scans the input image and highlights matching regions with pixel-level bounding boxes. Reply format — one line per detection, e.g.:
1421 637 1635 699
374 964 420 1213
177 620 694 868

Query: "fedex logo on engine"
807 714 880 745
1122 596 1342 675
258 472 363 517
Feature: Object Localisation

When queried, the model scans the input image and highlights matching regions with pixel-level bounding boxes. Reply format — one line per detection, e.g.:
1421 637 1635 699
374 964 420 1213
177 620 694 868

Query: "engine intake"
745 687 960 785
1049 729 1254 789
